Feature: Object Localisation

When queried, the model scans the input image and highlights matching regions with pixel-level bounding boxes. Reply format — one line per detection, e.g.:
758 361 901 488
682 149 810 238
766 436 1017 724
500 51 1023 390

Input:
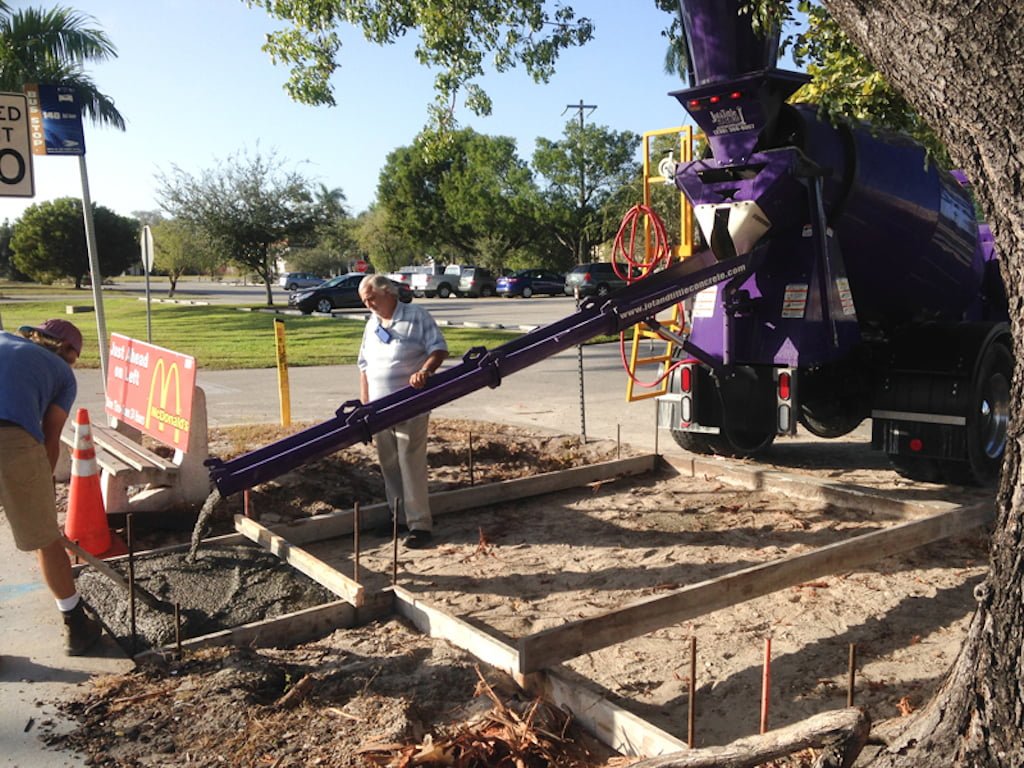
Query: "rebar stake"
616 424 621 459
848 643 857 706
243 488 251 518
391 498 400 586
174 601 182 660
688 636 697 748
468 431 475 486
126 513 137 656
353 501 360 583
760 637 772 734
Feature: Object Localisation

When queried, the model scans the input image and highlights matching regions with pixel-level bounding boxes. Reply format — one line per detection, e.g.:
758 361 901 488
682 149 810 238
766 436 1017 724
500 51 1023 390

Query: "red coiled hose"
611 205 684 388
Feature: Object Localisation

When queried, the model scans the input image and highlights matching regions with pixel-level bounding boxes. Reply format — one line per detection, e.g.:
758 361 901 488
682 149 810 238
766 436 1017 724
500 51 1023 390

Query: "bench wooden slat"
90 426 178 472
60 422 178 478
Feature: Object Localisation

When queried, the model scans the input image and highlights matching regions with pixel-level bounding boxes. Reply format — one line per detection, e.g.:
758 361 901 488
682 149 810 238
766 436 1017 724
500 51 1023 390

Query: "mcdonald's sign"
104 334 197 452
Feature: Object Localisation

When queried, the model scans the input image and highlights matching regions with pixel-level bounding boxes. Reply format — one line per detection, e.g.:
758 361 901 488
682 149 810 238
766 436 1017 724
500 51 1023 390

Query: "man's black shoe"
404 529 433 549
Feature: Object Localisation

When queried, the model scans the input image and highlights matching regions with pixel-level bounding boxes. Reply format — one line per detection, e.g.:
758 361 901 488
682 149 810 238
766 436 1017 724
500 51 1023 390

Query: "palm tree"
0 1 124 130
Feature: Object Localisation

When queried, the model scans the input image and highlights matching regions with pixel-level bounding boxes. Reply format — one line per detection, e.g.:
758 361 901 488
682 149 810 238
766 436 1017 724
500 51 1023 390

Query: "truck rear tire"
671 426 775 458
438 284 452 298
941 340 1011 486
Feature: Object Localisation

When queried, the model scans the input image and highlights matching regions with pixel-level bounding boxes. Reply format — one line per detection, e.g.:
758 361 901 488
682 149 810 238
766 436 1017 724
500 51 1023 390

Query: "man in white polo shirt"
358 275 449 549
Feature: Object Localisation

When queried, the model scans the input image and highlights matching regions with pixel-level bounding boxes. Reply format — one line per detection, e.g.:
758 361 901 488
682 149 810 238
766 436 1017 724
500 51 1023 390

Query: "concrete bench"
56 387 211 516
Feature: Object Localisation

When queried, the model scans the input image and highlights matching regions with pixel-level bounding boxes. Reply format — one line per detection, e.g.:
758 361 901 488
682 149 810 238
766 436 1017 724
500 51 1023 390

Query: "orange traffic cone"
64 408 114 556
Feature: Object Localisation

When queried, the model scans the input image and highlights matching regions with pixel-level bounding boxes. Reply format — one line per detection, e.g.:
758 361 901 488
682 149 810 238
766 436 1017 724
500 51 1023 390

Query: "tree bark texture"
822 2 1024 766
627 707 869 768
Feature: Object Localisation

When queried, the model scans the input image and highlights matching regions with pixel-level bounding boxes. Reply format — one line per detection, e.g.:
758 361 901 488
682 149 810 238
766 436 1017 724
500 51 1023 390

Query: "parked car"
563 262 637 298
457 266 497 298
289 274 412 314
411 264 463 298
496 269 565 298
278 272 323 291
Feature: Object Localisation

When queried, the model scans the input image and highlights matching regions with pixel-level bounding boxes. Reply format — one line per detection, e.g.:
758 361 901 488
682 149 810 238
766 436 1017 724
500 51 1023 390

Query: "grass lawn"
0 293 522 370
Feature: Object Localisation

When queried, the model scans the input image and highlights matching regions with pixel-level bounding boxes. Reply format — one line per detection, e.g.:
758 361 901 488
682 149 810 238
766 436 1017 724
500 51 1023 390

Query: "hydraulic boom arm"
206 249 751 497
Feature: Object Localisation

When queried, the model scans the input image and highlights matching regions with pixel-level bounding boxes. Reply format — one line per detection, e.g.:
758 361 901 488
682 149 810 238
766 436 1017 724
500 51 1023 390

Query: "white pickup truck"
410 264 464 298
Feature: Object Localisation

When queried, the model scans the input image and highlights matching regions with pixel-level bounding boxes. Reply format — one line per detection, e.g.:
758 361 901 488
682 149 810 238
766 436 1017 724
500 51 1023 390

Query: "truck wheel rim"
979 373 1010 459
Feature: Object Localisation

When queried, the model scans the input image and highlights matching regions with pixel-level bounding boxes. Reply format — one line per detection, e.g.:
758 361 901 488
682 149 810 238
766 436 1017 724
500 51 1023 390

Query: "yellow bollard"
274 318 291 427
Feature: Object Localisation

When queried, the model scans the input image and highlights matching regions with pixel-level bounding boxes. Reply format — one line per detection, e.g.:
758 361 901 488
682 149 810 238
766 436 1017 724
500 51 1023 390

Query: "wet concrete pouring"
77 543 336 654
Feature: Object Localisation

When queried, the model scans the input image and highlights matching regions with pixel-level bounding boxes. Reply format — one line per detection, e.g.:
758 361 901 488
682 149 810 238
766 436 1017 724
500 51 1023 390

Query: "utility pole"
562 99 597 265
563 99 596 446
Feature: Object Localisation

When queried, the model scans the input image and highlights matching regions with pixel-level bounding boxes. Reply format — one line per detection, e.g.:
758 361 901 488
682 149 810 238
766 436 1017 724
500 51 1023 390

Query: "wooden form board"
517 502 993 673
392 586 688 758
235 515 366 606
133 595 392 665
666 452 968 518
248 453 658 547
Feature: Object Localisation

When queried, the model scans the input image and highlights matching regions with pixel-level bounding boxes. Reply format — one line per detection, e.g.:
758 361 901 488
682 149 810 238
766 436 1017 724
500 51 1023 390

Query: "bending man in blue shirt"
0 319 102 655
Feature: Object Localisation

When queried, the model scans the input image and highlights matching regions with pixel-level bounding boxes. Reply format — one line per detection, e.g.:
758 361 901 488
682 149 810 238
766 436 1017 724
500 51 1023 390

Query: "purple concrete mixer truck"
654 0 1010 486
206 0 1008 497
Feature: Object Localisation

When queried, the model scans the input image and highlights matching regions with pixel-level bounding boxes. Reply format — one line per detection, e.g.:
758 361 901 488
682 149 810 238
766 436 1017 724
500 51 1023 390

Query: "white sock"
56 593 81 613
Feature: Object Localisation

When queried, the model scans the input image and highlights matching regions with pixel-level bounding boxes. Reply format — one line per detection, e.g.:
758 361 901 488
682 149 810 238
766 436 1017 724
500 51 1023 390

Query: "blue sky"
3 1 799 223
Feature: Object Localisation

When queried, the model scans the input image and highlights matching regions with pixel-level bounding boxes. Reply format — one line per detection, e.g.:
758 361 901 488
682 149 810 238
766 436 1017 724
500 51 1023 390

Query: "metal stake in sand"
391 498 401 586
126 513 137 656
174 601 182 660
688 636 697 747
468 431 475 486
353 501 360 583
616 424 621 459
760 637 772 734
848 643 857 706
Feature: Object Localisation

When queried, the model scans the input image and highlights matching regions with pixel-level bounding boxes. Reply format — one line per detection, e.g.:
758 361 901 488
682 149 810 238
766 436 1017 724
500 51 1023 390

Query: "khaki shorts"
0 426 61 551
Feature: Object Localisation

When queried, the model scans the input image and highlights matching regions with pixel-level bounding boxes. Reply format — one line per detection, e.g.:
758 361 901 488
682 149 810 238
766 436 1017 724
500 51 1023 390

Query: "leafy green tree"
156 148 329 305
350 206 419 274
307 184 356 272
532 121 641 267
10 197 136 286
246 0 593 134
150 219 218 297
285 245 344 277
0 2 124 129
377 129 540 270
0 219 19 280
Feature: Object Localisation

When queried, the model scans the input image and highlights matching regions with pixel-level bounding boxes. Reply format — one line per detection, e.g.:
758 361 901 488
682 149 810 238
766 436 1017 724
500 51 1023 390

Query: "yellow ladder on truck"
625 126 697 402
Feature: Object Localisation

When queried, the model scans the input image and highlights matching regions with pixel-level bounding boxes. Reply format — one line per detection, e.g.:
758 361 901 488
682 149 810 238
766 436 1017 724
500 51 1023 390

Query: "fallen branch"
625 708 870 768
273 673 315 710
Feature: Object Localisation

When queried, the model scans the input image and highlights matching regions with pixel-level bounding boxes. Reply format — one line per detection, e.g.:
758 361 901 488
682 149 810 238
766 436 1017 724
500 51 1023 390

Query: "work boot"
63 603 102 656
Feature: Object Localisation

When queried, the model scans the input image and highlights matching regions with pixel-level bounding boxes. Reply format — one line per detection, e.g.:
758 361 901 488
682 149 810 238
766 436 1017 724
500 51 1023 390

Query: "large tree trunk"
822 2 1024 765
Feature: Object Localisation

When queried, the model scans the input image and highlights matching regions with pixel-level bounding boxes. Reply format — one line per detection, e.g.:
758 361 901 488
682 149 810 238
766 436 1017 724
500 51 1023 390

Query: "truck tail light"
678 362 695 425
909 437 924 452
775 367 796 435
777 371 791 400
